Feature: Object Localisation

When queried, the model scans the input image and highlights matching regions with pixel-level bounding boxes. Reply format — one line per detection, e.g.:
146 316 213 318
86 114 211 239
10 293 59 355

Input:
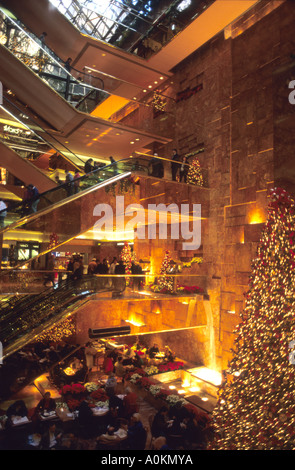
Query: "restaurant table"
39 411 59 422
11 416 31 427
92 406 109 417
97 427 127 447
55 408 77 423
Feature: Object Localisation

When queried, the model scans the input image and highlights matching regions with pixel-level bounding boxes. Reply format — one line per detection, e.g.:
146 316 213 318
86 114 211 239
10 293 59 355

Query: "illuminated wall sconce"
248 209 265 225
125 319 145 327
227 310 235 314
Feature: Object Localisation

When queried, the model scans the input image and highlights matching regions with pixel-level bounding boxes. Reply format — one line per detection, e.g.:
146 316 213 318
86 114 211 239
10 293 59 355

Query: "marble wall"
115 0 295 370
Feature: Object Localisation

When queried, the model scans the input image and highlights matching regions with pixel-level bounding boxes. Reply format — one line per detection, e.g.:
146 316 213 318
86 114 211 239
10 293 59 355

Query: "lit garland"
211 187 295 450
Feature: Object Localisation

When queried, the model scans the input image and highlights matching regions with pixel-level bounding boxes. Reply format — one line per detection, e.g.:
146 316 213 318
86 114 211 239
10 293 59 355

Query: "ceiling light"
148 85 152 88
130 141 134 144
143 89 147 93
160 77 164 80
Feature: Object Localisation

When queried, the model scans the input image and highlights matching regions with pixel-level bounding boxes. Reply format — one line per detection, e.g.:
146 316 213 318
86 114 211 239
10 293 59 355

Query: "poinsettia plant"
90 388 108 402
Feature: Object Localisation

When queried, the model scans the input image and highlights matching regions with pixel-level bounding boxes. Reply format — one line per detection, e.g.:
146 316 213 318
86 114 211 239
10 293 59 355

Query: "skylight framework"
49 0 155 43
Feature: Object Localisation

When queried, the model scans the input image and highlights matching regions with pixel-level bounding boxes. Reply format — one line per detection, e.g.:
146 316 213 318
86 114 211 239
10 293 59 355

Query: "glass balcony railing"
0 150 165 236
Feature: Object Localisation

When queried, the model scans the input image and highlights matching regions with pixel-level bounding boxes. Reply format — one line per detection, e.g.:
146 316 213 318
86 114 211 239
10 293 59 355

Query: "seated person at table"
77 399 95 438
6 400 28 427
148 343 159 359
125 413 147 450
122 347 135 365
69 356 87 382
151 406 169 438
123 387 138 419
70 356 83 371
35 392 56 415
39 422 63 450
164 346 175 362
109 394 124 417
105 406 120 433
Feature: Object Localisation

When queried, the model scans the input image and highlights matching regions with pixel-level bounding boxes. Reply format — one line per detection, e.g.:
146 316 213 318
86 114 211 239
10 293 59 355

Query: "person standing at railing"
171 148 180 181
149 153 163 178
73 169 81 193
179 156 189 183
85 158 94 173
0 199 7 228
87 257 97 275
109 156 118 175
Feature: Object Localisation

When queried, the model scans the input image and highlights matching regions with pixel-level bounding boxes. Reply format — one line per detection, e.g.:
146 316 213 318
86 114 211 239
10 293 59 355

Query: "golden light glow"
189 367 222 386
249 209 265 225
91 95 130 119
125 319 145 327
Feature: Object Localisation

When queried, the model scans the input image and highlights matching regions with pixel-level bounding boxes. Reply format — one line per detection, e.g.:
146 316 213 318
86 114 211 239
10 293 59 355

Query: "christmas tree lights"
186 157 203 186
211 188 295 450
158 250 174 293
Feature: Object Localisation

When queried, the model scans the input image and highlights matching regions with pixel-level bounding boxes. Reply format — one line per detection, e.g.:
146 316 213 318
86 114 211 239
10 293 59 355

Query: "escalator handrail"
0 8 106 95
0 154 150 218
0 274 126 328
1 94 87 170
1 275 127 354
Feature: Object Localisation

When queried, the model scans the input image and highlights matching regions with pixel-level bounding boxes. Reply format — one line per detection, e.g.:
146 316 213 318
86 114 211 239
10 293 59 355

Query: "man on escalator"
22 184 40 215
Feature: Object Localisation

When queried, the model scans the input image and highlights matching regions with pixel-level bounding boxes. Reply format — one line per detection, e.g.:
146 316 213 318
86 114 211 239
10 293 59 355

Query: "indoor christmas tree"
120 242 132 275
158 250 174 293
186 157 204 186
211 187 295 450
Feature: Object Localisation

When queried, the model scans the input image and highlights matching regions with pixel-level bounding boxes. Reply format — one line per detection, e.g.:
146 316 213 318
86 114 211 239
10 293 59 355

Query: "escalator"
0 93 89 177
0 155 151 268
0 140 56 193
0 274 126 360
0 8 145 123
0 6 171 154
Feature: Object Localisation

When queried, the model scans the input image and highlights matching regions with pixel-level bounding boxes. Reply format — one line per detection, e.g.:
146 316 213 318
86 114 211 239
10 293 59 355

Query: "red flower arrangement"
125 367 147 381
90 388 109 402
138 376 157 390
155 388 174 400
60 383 86 396
158 361 184 373
67 398 81 411
177 285 204 294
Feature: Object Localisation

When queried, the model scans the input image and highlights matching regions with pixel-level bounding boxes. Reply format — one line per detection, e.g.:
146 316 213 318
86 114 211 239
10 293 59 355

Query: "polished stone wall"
115 0 295 370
